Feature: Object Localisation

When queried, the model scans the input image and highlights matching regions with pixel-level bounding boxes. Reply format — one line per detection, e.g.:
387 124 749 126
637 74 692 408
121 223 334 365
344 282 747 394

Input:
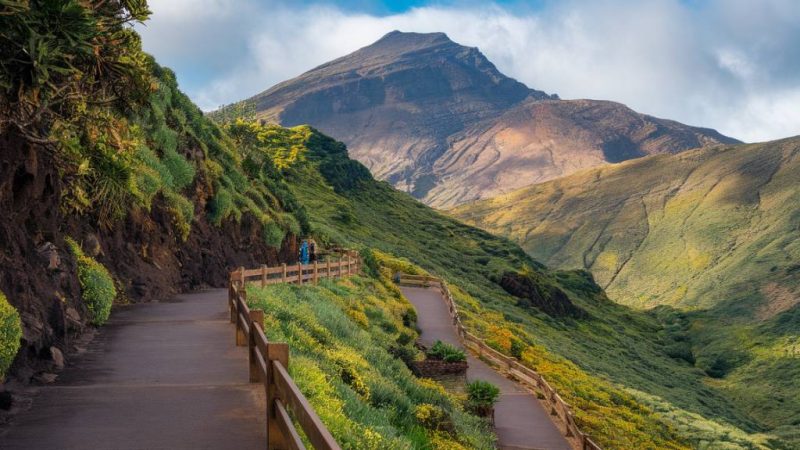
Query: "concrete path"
0 289 265 450
401 286 571 450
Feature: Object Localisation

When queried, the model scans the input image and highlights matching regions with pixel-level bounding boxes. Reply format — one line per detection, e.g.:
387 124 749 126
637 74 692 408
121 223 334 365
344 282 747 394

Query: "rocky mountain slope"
452 137 800 438
220 31 739 208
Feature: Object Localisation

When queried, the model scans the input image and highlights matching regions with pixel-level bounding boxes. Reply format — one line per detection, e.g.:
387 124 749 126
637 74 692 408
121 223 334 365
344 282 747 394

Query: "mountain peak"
373 30 453 48
351 30 460 61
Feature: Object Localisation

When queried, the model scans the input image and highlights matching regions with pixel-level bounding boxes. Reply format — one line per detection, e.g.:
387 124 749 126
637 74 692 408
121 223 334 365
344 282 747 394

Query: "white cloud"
138 0 800 142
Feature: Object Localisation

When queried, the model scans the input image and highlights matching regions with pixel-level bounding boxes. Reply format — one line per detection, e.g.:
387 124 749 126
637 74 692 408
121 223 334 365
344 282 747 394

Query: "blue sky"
137 0 800 142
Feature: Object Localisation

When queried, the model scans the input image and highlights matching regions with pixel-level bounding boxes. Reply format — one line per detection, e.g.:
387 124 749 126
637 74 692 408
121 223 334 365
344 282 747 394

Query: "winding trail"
401 286 571 450
0 289 265 450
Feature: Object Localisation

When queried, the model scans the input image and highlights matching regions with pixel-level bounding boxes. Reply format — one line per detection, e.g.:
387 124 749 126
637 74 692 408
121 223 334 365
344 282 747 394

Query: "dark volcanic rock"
234 30 740 208
0 132 298 381
499 272 587 319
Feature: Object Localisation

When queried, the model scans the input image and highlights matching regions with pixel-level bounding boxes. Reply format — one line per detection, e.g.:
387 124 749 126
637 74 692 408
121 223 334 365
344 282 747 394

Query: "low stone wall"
411 359 468 378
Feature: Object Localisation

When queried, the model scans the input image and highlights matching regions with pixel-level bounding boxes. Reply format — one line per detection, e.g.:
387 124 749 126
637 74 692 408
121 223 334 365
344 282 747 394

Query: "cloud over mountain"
138 0 800 142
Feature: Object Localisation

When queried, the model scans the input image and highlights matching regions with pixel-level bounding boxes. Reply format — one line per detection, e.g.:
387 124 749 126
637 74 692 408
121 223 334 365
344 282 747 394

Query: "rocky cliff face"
0 132 297 381
233 31 739 208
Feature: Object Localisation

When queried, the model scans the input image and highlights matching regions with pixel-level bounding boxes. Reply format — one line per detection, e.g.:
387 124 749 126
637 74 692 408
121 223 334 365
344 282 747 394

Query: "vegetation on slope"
239 122 793 448
1 1 308 248
452 139 800 444
0 1 313 375
66 237 117 326
246 275 494 449
0 291 22 379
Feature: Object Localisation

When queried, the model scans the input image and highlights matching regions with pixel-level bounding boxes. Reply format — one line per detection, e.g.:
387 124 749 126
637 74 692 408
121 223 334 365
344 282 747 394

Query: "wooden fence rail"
231 253 361 287
227 252 360 450
398 273 602 450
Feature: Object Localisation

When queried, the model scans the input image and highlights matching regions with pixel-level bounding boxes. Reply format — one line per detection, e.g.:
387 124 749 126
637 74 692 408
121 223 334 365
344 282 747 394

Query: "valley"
453 137 800 444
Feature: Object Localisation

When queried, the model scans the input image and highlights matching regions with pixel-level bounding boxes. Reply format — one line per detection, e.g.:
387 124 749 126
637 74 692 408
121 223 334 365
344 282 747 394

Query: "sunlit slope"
453 137 800 313
278 131 798 448
452 137 800 438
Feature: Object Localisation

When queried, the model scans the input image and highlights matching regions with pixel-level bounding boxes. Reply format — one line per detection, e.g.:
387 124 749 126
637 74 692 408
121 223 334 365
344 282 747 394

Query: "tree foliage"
0 0 153 143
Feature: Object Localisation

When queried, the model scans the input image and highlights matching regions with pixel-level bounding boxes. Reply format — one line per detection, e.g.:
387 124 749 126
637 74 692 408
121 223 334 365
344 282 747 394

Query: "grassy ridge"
452 138 800 445
273 128 790 448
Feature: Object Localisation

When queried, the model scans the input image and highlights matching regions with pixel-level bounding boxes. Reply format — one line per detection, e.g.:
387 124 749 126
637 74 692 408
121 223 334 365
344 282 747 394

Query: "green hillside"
258 125 800 448
452 139 800 443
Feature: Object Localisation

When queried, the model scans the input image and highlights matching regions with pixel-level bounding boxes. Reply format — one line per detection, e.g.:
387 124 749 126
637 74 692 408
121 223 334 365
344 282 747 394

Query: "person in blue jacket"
299 240 310 265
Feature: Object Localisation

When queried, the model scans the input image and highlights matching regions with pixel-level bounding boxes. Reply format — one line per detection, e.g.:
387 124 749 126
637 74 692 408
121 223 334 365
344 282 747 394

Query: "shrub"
339 363 370 400
427 340 466 363
208 187 234 225
136 144 174 189
466 380 500 415
389 344 418 367
414 403 454 433
665 342 695 365
162 148 196 190
262 221 286 248
134 166 163 209
163 191 195 241
89 145 137 226
510 338 526 360
0 291 22 379
66 238 116 326
152 124 178 154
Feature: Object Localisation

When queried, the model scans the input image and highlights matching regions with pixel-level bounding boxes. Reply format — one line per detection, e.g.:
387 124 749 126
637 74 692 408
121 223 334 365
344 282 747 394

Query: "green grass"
246 275 495 449
452 138 800 446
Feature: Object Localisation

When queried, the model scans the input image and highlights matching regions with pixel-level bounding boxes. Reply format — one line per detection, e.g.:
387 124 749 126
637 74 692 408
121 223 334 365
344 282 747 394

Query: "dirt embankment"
0 133 297 381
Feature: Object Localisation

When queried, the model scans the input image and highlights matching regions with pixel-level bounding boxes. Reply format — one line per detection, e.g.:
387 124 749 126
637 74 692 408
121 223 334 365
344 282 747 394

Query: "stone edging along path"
398 273 602 450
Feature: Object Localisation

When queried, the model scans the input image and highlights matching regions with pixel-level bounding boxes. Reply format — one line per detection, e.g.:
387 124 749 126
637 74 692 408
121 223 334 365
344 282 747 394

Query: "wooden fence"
230 253 361 288
227 253 361 450
398 274 602 450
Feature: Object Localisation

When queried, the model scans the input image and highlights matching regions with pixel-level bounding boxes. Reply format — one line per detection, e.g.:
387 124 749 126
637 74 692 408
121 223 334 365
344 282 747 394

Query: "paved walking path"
401 286 571 450
0 289 265 450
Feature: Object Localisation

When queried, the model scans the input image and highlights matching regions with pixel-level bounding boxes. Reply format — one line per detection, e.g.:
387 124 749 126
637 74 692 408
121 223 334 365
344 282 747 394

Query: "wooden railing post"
236 292 248 347
239 266 246 285
229 284 236 324
249 309 265 383
266 342 290 449
313 261 319 284
261 265 267 287
297 262 303 284
326 259 331 280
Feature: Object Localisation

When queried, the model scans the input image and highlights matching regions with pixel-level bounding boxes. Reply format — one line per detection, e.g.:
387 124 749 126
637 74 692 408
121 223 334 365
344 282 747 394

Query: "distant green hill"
452 138 800 441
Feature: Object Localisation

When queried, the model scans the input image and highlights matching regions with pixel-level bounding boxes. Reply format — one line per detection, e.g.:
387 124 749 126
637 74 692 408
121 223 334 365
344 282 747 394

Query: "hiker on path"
309 240 317 263
300 240 309 265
